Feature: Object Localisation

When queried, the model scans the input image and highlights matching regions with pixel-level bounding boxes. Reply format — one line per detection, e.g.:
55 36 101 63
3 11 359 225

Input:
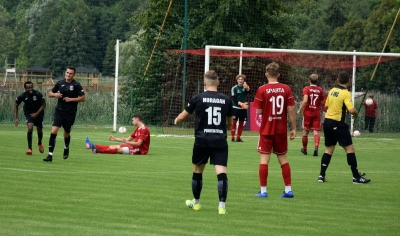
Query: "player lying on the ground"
86 115 150 155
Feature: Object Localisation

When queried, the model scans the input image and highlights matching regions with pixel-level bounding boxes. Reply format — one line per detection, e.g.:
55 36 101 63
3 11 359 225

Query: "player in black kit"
43 66 86 162
175 70 233 215
14 81 46 155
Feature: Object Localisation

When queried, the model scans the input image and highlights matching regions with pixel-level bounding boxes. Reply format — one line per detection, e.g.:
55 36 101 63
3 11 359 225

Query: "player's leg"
369 117 376 133
311 116 321 156
230 109 239 142
301 130 309 155
301 116 310 155
318 119 337 182
273 133 293 198
34 116 44 153
44 110 62 162
210 147 228 214
185 145 208 211
236 110 247 142
364 116 369 130
26 121 34 154
62 114 76 160
255 135 272 198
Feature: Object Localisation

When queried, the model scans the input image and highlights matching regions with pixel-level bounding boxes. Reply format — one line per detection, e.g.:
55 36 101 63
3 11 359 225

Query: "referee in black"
43 66 86 162
318 71 370 184
175 70 233 215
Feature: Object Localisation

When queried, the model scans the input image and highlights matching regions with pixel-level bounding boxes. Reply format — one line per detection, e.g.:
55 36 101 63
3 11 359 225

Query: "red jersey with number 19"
303 85 324 117
253 82 295 135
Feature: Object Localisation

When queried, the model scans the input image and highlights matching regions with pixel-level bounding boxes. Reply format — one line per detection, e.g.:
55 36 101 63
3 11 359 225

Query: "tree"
27 0 97 77
329 19 366 51
358 0 400 92
0 6 17 67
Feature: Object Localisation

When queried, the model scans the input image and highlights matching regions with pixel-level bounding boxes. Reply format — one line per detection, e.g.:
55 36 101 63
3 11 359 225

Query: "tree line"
1 0 399 123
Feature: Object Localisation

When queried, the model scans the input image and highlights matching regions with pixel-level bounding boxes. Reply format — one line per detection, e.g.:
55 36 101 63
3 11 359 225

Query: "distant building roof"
25 66 52 72
76 67 98 73
0 68 24 73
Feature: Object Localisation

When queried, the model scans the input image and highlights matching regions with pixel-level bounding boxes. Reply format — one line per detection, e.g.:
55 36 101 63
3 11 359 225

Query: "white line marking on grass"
1 167 49 173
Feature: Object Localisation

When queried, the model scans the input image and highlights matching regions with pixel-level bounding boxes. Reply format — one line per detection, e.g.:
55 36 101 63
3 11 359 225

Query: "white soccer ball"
353 130 360 137
118 126 127 134
365 98 373 106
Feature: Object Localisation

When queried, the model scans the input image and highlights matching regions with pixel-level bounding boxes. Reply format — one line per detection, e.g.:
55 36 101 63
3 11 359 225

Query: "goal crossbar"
204 45 400 72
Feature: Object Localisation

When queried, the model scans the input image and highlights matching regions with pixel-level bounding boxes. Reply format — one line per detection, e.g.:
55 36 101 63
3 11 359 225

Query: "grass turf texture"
0 124 399 235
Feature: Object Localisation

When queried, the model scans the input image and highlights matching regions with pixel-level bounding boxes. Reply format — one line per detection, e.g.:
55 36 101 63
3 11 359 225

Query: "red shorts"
302 115 321 131
257 133 288 155
120 144 141 155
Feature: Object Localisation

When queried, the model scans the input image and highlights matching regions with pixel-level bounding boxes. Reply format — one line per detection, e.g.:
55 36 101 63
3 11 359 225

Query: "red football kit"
302 85 324 131
253 82 295 154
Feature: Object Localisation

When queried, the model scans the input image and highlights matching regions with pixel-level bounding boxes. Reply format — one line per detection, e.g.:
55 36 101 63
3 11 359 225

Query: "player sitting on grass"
86 114 150 155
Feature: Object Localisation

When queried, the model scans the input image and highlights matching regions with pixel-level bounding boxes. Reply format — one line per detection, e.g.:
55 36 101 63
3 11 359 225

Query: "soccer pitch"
0 124 399 235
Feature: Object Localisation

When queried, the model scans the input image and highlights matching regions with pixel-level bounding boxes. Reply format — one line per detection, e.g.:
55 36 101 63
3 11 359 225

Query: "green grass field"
0 124 399 235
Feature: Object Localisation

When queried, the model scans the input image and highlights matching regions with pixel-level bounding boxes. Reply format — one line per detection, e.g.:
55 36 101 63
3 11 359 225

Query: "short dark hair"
67 66 76 74
24 81 33 89
204 70 219 80
132 114 143 121
338 71 350 84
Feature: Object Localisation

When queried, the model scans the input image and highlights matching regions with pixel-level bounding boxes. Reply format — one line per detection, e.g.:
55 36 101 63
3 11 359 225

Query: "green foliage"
329 19 365 51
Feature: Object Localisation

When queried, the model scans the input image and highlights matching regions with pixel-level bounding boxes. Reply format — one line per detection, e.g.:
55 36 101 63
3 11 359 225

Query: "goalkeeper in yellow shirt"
230 74 250 142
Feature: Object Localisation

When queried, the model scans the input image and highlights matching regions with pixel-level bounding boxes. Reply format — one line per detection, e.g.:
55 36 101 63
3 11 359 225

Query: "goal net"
162 45 400 138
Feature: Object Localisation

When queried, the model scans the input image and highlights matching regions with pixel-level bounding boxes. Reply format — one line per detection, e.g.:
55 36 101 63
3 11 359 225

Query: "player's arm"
297 94 308 114
288 105 297 140
355 91 366 99
348 107 358 118
32 99 46 118
123 138 143 147
64 95 86 103
174 110 190 125
109 135 134 143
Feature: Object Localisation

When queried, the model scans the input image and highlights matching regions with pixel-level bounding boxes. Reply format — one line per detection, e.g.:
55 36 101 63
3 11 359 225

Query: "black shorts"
192 145 228 167
52 109 77 133
232 108 247 121
323 118 353 147
24 113 44 128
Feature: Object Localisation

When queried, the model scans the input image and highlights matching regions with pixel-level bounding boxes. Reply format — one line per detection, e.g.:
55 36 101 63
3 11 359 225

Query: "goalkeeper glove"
243 82 250 90
238 102 249 110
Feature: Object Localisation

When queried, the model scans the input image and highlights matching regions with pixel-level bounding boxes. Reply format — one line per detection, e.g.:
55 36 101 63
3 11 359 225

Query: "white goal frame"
204 45 400 133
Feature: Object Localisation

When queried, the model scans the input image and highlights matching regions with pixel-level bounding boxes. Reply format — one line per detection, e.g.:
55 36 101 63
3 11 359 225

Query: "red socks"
281 163 291 186
302 135 308 150
237 121 244 140
314 133 320 148
96 148 118 154
231 120 237 139
258 164 268 186
94 145 118 154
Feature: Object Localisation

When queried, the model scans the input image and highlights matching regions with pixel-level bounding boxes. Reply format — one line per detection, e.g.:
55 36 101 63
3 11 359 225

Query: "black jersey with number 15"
52 79 85 112
185 91 233 148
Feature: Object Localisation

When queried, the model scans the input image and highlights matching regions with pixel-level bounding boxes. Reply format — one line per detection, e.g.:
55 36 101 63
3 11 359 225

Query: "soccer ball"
353 130 360 137
118 126 127 134
365 98 373 106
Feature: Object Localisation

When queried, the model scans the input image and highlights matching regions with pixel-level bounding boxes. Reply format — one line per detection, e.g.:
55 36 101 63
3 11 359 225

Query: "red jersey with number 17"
253 82 295 135
303 85 324 117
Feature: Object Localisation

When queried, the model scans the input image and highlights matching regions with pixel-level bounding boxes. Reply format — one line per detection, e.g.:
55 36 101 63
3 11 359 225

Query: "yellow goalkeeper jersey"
325 85 354 122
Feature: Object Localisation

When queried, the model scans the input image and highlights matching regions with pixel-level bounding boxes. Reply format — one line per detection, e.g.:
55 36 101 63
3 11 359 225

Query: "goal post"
163 45 400 137
204 45 400 134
